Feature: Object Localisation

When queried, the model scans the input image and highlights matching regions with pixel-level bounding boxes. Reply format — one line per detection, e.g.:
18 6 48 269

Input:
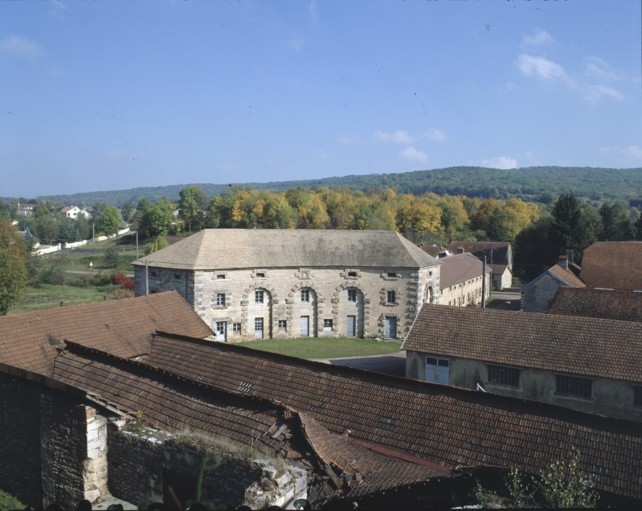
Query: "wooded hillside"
32 166 642 207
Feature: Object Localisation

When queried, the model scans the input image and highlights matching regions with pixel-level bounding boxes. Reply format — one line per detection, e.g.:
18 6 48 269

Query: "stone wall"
108 421 308 509
522 273 563 313
40 395 109 508
135 264 440 341
0 375 43 508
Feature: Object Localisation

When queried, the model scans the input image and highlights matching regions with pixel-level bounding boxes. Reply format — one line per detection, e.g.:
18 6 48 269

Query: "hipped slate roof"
141 332 642 501
581 241 642 290
550 287 642 322
403 304 641 384
439 253 488 289
132 229 437 271
0 291 212 376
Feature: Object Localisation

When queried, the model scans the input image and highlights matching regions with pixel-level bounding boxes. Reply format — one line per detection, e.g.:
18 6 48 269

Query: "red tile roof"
52 342 447 499
403 304 641 383
0 291 212 376
581 242 642 290
141 332 642 500
550 287 642 322
546 264 586 287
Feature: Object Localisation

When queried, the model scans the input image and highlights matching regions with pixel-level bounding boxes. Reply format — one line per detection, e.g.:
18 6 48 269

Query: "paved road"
490 290 522 310
325 352 406 377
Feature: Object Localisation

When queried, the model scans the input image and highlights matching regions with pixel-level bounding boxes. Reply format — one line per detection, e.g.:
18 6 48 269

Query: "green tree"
99 205 123 236
139 198 175 238
178 186 210 232
598 201 632 241
474 448 598 509
0 221 29 315
549 193 591 262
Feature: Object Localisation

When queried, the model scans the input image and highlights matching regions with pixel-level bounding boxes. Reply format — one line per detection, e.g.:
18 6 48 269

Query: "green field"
8 283 126 314
237 337 402 359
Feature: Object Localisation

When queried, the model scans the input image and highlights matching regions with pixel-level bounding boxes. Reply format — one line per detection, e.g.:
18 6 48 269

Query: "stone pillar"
83 407 109 502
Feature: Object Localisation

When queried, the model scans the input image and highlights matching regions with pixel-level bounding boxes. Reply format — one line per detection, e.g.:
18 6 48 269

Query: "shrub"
113 273 134 291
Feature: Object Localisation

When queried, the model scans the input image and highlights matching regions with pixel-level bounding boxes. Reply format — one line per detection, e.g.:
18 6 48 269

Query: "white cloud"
401 146 428 163
584 56 619 81
421 129 446 142
0 35 45 57
522 28 553 46
308 0 319 24
481 156 518 169
582 84 623 103
600 145 642 161
337 134 363 145
288 37 304 52
376 128 446 144
376 130 415 144
516 54 569 83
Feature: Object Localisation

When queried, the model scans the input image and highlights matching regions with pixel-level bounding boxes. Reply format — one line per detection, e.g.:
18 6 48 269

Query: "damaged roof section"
142 331 642 502
51 341 454 501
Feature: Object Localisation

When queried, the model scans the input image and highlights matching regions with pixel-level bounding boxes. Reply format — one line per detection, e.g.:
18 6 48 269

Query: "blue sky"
1 0 640 198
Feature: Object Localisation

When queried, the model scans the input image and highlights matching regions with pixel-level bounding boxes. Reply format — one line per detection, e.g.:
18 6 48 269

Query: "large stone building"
133 229 441 341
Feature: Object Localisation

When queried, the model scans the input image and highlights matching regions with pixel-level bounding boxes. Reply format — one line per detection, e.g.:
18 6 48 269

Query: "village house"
581 241 642 290
435 252 491 307
521 255 585 313
60 205 91 220
132 229 441 341
402 304 642 423
448 241 513 290
0 293 641 508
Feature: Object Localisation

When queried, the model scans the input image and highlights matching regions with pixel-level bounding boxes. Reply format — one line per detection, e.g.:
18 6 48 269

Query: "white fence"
32 228 132 256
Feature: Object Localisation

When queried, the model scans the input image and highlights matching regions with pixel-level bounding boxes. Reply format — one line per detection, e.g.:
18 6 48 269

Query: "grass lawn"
237 337 402 359
8 284 122 314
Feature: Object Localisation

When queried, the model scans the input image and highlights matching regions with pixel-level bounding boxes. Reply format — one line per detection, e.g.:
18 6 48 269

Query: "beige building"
438 252 491 307
133 229 440 341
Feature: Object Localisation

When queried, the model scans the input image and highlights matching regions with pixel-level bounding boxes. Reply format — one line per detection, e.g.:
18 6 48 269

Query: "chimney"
566 249 574 265
558 255 569 270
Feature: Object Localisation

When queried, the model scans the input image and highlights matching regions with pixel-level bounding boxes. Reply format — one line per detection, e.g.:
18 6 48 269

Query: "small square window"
255 290 264 303
387 272 397 278
256 272 265 278
216 274 226 280
232 323 241 334
348 289 357 302
323 319 333 331
301 289 310 302
348 271 357 277
387 290 396 304
216 293 225 306
278 320 287 331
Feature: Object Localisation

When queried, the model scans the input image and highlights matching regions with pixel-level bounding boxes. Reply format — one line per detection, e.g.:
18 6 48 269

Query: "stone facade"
440 274 489 307
135 265 439 341
133 229 441 341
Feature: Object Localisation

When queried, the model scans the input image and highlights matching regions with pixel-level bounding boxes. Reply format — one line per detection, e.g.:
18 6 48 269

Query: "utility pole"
481 256 487 308
145 259 149 296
